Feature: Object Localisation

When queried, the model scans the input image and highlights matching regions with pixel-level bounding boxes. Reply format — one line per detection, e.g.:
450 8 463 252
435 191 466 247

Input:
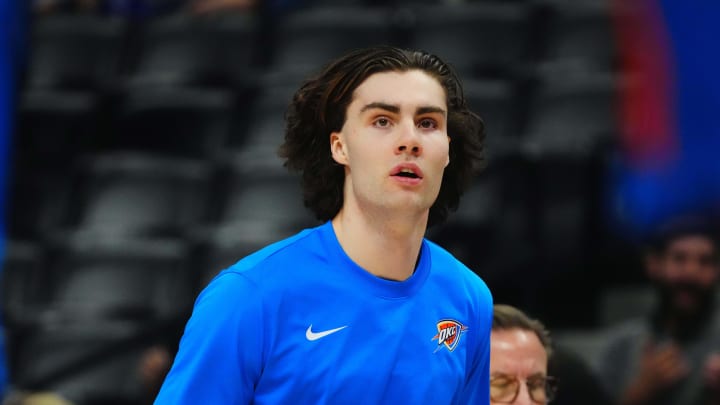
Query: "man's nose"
397 144 420 154
513 384 535 405
395 122 422 156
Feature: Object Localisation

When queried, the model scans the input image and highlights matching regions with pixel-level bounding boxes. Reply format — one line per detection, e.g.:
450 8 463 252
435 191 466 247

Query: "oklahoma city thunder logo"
432 319 468 353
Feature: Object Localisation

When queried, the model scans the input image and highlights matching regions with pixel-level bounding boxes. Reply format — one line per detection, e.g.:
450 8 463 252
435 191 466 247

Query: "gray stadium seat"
537 0 617 74
14 90 100 169
597 284 656 327
66 154 211 238
128 12 261 88
111 87 234 160
39 236 194 323
26 15 125 91
269 6 397 76
522 71 619 157
552 328 609 372
10 321 153 405
405 3 534 78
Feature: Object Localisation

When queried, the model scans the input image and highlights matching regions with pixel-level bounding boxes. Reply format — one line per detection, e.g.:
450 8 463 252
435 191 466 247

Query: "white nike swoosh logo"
305 324 348 341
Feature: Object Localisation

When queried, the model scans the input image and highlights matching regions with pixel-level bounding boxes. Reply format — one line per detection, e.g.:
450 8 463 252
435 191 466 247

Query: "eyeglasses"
490 374 557 404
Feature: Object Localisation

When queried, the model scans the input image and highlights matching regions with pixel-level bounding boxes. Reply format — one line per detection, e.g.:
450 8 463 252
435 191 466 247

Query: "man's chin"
672 297 703 316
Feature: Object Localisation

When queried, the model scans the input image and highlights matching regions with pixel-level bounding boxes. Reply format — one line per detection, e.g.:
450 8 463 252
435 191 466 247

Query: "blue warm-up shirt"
155 221 493 404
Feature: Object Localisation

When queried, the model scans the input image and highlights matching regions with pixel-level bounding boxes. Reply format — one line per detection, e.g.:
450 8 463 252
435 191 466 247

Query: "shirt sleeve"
458 281 493 404
154 271 265 405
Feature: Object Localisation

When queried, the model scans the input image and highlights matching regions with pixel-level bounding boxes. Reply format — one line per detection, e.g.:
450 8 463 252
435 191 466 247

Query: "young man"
490 304 555 405
154 46 493 404
595 216 720 405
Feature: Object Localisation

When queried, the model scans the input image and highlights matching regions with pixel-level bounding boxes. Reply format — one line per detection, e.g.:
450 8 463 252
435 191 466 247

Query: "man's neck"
331 206 428 282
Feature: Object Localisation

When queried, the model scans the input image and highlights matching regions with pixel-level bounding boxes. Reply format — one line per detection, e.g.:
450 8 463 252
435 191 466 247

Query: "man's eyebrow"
490 372 512 378
360 103 447 117
360 102 400 114
416 106 446 117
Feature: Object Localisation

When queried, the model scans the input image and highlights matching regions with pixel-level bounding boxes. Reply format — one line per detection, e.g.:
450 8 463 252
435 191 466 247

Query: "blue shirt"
155 221 493 404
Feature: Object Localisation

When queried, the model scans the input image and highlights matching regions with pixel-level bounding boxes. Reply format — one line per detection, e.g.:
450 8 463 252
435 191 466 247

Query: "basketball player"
154 45 492 404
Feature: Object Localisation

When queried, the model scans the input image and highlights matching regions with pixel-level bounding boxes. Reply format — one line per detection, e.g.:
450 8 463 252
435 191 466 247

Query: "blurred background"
1 0 719 404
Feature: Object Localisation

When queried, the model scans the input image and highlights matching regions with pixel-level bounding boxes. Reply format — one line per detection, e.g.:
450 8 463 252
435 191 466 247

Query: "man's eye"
528 381 545 390
490 377 514 388
418 118 437 129
374 118 391 127
491 381 513 389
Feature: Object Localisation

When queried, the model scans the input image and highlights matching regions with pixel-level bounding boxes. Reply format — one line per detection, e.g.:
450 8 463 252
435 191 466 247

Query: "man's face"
490 329 549 405
329 70 450 221
657 235 719 315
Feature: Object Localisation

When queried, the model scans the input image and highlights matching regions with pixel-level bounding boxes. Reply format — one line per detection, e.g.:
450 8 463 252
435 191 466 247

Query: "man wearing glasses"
490 304 556 404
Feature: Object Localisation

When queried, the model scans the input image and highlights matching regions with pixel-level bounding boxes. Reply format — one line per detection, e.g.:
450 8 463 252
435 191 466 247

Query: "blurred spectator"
595 215 720 405
491 304 610 405
137 345 172 405
491 304 556 404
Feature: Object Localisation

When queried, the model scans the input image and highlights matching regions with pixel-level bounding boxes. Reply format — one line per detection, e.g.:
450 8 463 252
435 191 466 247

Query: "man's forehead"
667 235 717 253
349 70 446 107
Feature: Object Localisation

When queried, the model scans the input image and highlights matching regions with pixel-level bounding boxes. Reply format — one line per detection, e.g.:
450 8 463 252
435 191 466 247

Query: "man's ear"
330 131 348 165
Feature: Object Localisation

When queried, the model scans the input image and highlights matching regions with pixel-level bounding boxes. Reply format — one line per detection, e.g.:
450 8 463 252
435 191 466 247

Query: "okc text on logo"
432 319 468 353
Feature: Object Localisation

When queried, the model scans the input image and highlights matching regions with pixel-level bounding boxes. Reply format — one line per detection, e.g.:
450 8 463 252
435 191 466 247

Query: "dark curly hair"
279 45 486 227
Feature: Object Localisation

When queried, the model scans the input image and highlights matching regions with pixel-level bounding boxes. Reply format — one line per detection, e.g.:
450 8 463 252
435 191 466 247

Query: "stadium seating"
597 283 656 327
219 78 304 171
127 12 261 89
14 90 101 169
4 237 194 404
26 14 126 91
192 157 318 290
552 327 609 372
405 3 535 78
1 241 46 328
538 0 618 74
522 71 619 157
6 168 75 241
4 3 630 398
208 158 316 235
63 154 211 239
268 6 398 77
10 321 155 405
463 78 521 147
41 236 193 322
109 87 235 160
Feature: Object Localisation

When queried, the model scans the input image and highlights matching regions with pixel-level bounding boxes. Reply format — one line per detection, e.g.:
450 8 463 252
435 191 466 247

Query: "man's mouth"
390 164 423 179
393 169 421 179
